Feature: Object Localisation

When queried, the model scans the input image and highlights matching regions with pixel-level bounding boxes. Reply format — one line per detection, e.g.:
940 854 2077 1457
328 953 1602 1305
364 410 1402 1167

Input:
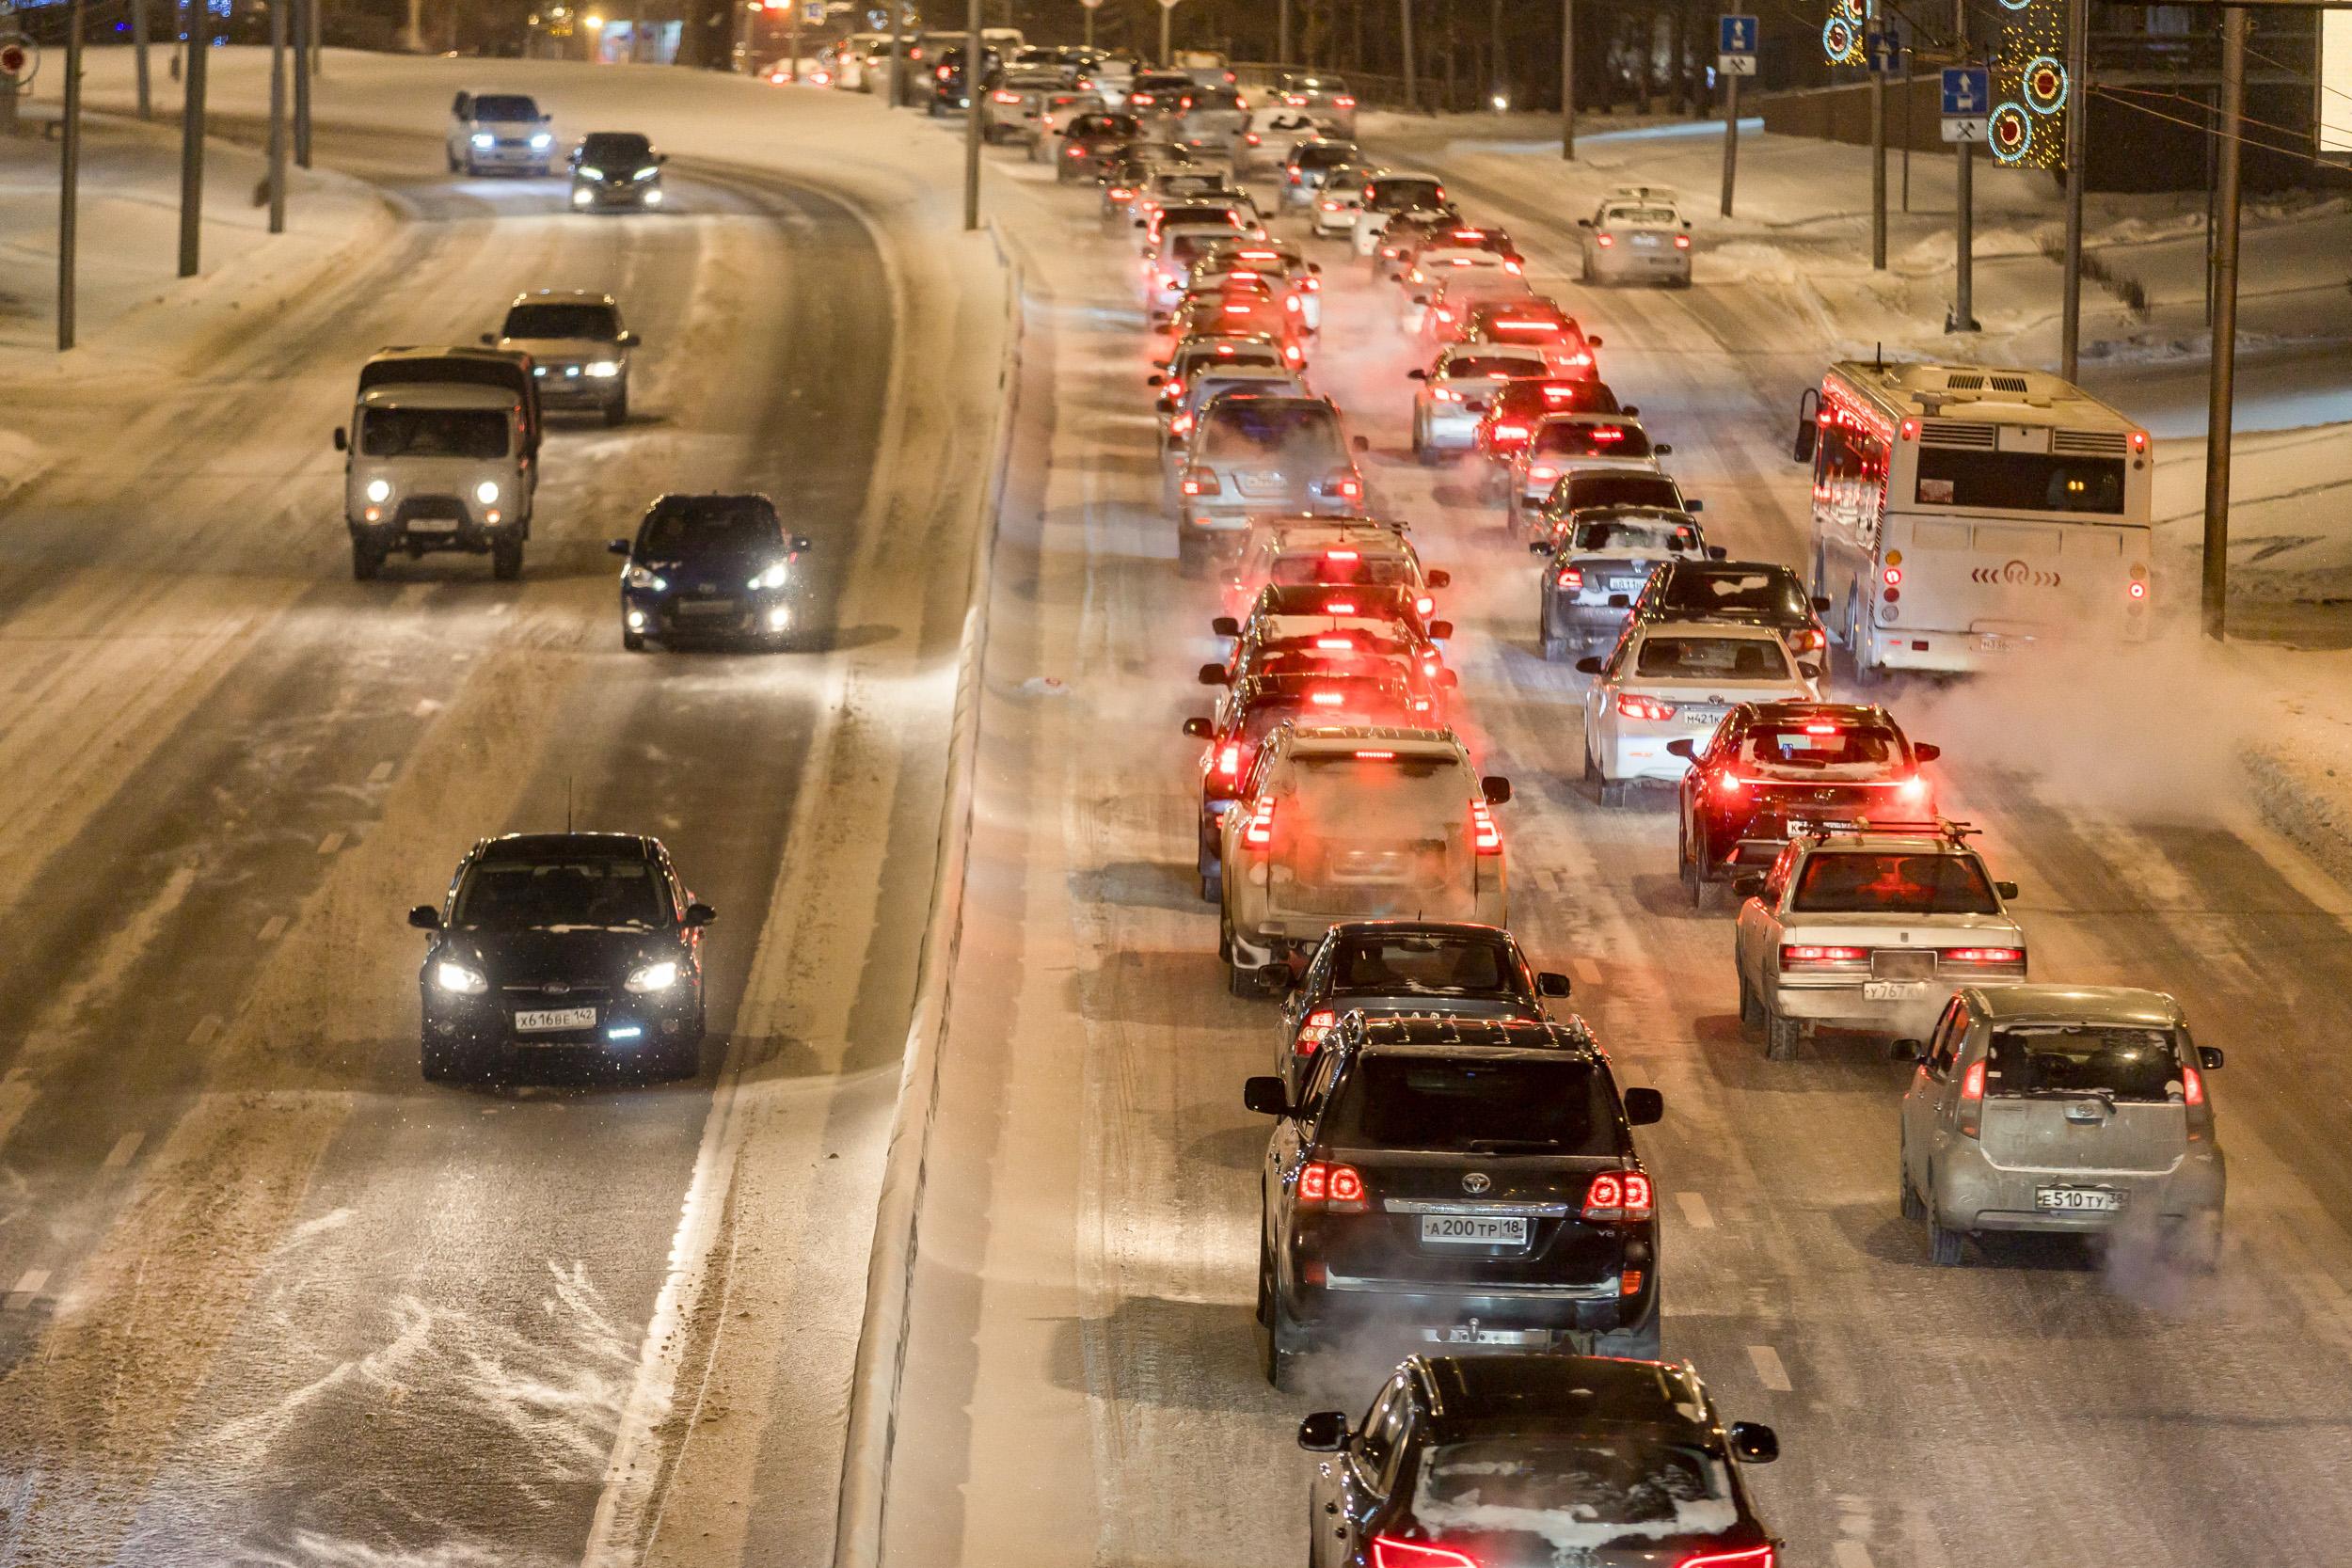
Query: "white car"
1505 412 1670 535
1398 249 1518 333
1732 829 2028 1059
1408 343 1549 459
1188 239 1323 334
1580 196 1694 286
1577 624 1820 804
1235 106 1334 177
1310 162 1377 238
447 90 554 176
1351 171 1449 257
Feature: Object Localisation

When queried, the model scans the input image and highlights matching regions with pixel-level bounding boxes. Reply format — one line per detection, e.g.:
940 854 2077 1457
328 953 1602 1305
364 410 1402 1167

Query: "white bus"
1791 360 2153 680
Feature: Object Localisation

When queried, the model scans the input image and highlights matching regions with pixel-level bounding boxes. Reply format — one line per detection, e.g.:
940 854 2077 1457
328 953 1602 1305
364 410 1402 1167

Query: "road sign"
0 35 33 80
1942 115 1986 143
1867 25 1901 73
1717 52 1756 75
802 0 822 20
1719 13 1758 55
1942 66 1989 116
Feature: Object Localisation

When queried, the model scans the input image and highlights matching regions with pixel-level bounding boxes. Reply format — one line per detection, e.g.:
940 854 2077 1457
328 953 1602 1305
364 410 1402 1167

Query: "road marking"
1835 1542 1876 1568
257 915 288 943
4 1269 49 1310
1677 1191 1714 1228
413 698 440 718
1570 957 1602 988
187 1015 223 1047
102 1131 146 1169
316 831 345 856
367 760 394 784
1747 1343 1793 1391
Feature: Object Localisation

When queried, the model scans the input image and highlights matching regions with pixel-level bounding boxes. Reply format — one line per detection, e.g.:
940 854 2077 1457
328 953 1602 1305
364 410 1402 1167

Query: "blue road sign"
1867 25 1900 73
1942 67 1990 116
1719 14 1759 56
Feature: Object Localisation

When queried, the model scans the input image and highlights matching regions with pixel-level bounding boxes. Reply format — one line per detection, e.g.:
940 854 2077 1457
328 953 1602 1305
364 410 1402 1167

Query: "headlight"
434 961 488 996
631 166 660 182
572 187 594 207
627 565 667 591
585 360 621 377
577 166 605 182
474 480 501 504
747 562 789 591
470 132 494 150
625 959 680 993
530 132 554 150
364 478 392 503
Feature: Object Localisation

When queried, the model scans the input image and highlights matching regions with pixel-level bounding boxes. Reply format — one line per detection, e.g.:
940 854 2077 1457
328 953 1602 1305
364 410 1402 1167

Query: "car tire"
605 390 628 427
1261 1293 1299 1390
491 538 524 581
351 537 386 582
1739 972 1765 1033
445 148 460 173
1899 1145 1926 1221
1580 731 1597 783
651 1029 700 1081
1593 1298 1661 1360
1228 957 1262 999
623 627 646 652
1927 1196 1965 1266
1541 622 1570 664
421 1034 469 1083
1848 592 1883 687
1765 1006 1803 1062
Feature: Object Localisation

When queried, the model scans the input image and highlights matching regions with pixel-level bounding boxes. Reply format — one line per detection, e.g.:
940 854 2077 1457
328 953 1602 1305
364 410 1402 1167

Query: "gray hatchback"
1899 985 2226 1267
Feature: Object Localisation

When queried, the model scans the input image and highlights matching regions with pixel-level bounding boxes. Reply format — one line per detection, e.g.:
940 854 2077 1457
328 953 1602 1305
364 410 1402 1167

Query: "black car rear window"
1370 176 1445 208
454 856 665 929
1987 1026 2185 1101
1414 1438 1737 1540
1790 852 1997 914
1533 422 1651 458
1659 567 1807 619
1324 1057 1616 1153
1184 87 1245 110
1332 936 1522 997
1562 474 1677 511
501 303 619 340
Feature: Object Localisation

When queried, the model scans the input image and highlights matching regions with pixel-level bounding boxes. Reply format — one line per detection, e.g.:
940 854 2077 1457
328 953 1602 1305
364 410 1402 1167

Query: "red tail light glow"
1242 797 1276 847
1414 594 1435 616
2183 1063 2205 1106
1616 693 1675 721
1335 95 1357 107
1310 689 1347 706
2130 430 2149 452
1780 943 1867 966
1555 566 1584 591
1714 770 1744 798
1899 418 1920 440
1295 1008 1337 1054
1216 744 1240 776
1529 465 1559 482
1314 636 1354 650
1674 233 1692 249
1354 749 1396 759
1883 565 1903 588
1898 774 1931 807
1942 947 2025 965
2127 579 2147 600
1677 1549 1775 1568
992 90 1021 103
1298 1160 1368 1211
1590 426 1626 444
1596 232 1615 247
1471 800 1502 853
1325 548 1359 562
1328 475 1363 500
1581 1171 1654 1220
1804 722 1837 735
1370 1540 1475 1568
1182 467 1220 496
1325 600 1356 613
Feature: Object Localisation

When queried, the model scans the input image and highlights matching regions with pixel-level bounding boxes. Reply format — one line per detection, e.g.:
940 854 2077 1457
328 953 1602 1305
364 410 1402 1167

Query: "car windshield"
1446 356 1541 380
472 95 538 121
1413 1439 1738 1545
1739 722 1903 774
1332 935 1521 996
1633 637 1788 681
1185 87 1245 109
1295 144 1357 168
1181 348 1281 375
1790 851 1997 914
1324 1056 1615 1153
1573 517 1698 552
501 303 618 340
1073 114 1138 136
1565 475 1680 511
1535 422 1651 458
1605 206 1678 226
640 502 784 559
1270 551 1411 587
1372 177 1444 207
453 855 666 929
360 407 509 460
578 134 652 164
1200 402 1341 460
1661 568 1806 619
1987 1025 2185 1102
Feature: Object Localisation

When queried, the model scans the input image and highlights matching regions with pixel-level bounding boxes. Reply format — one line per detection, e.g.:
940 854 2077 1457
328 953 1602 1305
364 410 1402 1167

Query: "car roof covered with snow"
1412 1354 1714 1439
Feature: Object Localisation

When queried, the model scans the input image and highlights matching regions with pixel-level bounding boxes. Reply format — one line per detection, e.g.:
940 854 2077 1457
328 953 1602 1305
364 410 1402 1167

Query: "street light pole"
59 0 85 351
1279 0 1291 63
962 0 981 230
1400 0 1417 112
294 0 312 167
2058 0 2089 379
267 0 287 235
1868 0 1886 270
131 0 151 119
2201 5 2247 641
179 1 208 278
1560 0 1575 158
1952 0 1974 331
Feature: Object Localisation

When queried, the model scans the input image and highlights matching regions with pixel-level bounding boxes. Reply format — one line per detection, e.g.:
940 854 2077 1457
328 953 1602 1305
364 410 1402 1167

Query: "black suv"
1274 922 1572 1099
409 832 713 1082
610 493 811 651
1297 1354 1781 1568
1245 1016 1664 1388
1623 558 1831 662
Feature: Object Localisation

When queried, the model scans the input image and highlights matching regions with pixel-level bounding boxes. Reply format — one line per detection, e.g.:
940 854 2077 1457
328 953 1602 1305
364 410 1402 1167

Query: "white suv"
447 91 555 177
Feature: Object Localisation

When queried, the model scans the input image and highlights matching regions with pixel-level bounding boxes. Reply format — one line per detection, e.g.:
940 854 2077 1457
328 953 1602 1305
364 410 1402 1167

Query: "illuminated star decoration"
1820 0 1867 67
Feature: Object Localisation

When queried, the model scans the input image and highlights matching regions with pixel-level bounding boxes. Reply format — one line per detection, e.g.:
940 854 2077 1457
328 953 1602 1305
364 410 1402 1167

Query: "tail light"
1314 636 1353 650
1616 693 1675 721
1434 309 1454 324
1321 199 1341 211
1678 1550 1774 1568
1788 627 1825 654
1182 467 1220 496
2182 1063 2205 1106
1941 946 2025 966
1619 1267 1645 1296
1285 92 1307 106
1883 565 1903 588
2127 578 2148 601
1713 770 1744 798
1066 144 1086 157
1581 1171 1654 1221
1108 186 1133 199
1555 566 1583 591
1958 1057 1986 1138
1287 168 1303 182
1168 412 1194 437
1596 232 1615 247
1335 95 1358 108
1780 943 1867 968
1898 774 1931 809
1470 800 1502 854
1216 743 1240 777
1503 260 1523 274
992 90 1021 103
1302 276 1320 292
935 65 951 79
1565 351 1594 368
1899 418 1920 440
1309 689 1347 707
1242 797 1276 847
2130 429 2149 452
1295 1008 1338 1055
1245 133 1262 145
1674 233 1692 249
1370 1541 1474 1568
1493 421 1529 441
1414 594 1436 616
1434 388 1462 404
1285 343 1304 365
1297 1159 1368 1211
1326 473 1362 501
1529 465 1558 482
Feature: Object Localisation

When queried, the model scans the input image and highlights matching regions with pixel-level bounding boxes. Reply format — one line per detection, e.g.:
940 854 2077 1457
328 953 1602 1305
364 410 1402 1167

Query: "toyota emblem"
1462 1172 1492 1196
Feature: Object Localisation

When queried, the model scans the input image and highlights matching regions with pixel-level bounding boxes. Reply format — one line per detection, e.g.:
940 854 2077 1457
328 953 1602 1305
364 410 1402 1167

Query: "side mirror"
479 331 498 346
1707 546 1728 560
1994 880 2020 901
1575 657 1604 675
1243 1075 1292 1117
406 905 441 931
1683 218 1693 229
1733 873 1766 899
1351 435 1370 453
1410 293 1429 306
331 427 348 451
1798 660 1825 683
1198 663 1230 686
618 330 641 347
657 152 670 165
1309 261 1323 275
1684 499 1704 512
1586 334 1603 348
1811 594 1833 612
1536 971 1572 998
1150 312 1171 326
1912 742 1941 762
1183 716 1214 737
1148 373 1165 387
1622 404 1640 417
1406 367 1427 380
1891 1037 1927 1061
1529 540 1553 556
1425 569 1451 589
1297 1411 1349 1451
1654 443 1673 456
1481 775 1511 804
1210 615 1241 637
2200 1045 2225 1069
1622 1087 1664 1125
607 538 633 557
1577 216 1593 228
1606 593 1631 609
1729 1421 1780 1464
1427 620 1454 641
1794 421 1818 464
682 902 717 927
1134 217 1146 228
1665 738 1697 760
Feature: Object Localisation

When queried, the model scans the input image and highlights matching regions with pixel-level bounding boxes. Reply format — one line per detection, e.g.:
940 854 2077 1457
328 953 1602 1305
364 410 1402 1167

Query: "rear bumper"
1549 603 1631 645
1593 247 1690 282
1767 978 1956 1038
1286 1275 1653 1346
1934 1154 2225 1232
1420 409 1483 448
1864 621 2151 673
1598 733 1697 785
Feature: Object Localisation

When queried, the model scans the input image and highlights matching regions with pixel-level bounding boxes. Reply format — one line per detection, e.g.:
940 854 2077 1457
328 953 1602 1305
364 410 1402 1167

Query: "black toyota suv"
610 493 811 651
409 832 713 1082
1296 1354 1782 1568
1272 922 1574 1099
1245 1015 1664 1388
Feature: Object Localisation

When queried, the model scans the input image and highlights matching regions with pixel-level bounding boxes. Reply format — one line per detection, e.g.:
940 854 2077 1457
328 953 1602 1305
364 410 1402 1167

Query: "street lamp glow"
582 12 605 28
1490 92 1509 111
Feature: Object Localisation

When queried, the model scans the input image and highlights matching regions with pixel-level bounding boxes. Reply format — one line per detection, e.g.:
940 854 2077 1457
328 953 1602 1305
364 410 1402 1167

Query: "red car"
1464 298 1600 375
1670 701 1942 905
1475 376 1625 469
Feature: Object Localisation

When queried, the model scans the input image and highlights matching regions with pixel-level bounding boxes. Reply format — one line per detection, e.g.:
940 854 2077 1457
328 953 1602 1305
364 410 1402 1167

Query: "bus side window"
1853 429 1889 549
1812 420 1844 495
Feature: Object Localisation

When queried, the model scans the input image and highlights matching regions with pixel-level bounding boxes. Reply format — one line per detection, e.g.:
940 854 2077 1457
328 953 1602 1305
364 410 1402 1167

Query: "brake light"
1325 548 1359 562
1493 421 1529 440
1067 145 1086 157
1327 474 1362 500
1242 797 1276 847
1899 418 1920 440
1285 344 1304 365
1714 770 1743 798
1434 309 1454 324
1590 426 1625 444
1325 600 1356 613
1899 774 1931 807
1310 689 1347 706
1414 594 1435 616
1581 1171 1653 1220
1245 133 1262 145
1780 943 1867 966
1295 1008 1338 1054
1883 565 1902 588
1165 376 1185 399
1942 947 2025 965
935 65 951 78
1803 722 1837 735
1434 388 1462 403
1370 1540 1475 1568
1182 467 1220 496
1596 232 1614 247
1168 413 1194 437
1565 351 1594 368
1216 744 1240 776
1284 92 1307 106
1109 186 1133 199
1314 636 1353 650
992 90 1021 103
1470 799 1502 854
2130 430 2149 452
1130 92 1154 106
1677 1550 1774 1568
1287 167 1302 182
1321 199 1341 211
1616 693 1676 721
1298 1159 1368 1211
1555 566 1583 591
1503 260 1523 274
1354 750 1395 760
1529 465 1559 482
1674 233 1692 249
2182 1063 2205 1106
1335 95 1357 107
2127 579 2147 600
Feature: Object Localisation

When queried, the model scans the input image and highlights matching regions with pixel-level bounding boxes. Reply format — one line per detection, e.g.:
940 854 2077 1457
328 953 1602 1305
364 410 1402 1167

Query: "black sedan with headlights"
568 131 667 211
611 493 811 651
409 832 713 1082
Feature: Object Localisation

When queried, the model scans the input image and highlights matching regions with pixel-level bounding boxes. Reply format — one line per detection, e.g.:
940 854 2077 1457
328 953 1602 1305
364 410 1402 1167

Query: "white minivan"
335 348 542 581
446 91 555 176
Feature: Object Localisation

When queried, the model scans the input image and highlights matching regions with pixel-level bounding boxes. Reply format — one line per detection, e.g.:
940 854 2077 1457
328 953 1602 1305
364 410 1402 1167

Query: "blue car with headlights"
610 493 812 651
568 131 667 211
408 832 713 1082
447 90 555 177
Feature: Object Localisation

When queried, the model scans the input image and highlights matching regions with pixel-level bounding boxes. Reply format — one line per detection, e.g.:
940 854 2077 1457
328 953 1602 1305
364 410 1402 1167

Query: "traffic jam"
1038 57 2214 1568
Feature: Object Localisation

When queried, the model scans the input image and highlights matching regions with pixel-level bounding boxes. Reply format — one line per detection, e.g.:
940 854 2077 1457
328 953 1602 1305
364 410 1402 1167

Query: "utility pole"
962 0 981 230
1560 0 1575 155
787 0 800 77
294 0 312 167
2058 0 2089 379
1159 0 1173 64
1951 0 1974 330
179 1 208 278
1868 2 1886 269
1401 0 1418 111
1719 65 1739 215
1279 0 1291 63
887 0 902 104
267 0 287 234
2201 5 2247 641
1083 0 1094 49
59 0 85 351
131 0 151 119
310 0 322 74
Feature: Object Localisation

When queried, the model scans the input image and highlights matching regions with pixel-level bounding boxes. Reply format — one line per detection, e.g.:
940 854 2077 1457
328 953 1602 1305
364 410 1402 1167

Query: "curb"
2243 741 2352 895
831 213 1026 1568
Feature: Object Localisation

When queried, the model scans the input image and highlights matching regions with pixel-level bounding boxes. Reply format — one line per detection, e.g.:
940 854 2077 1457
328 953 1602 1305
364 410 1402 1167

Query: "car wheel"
1228 957 1262 999
1580 731 1597 783
1592 1299 1661 1360
1927 1194 1965 1266
623 627 646 652
1255 1233 1275 1327
1176 531 1208 580
421 1034 469 1083
604 389 628 427
1541 619 1570 664
1261 1292 1299 1390
1899 1143 1926 1221
1765 1007 1803 1062
351 537 385 581
1598 778 1629 808
445 148 460 173
1848 593 1883 686
1738 972 1765 1033
491 538 524 581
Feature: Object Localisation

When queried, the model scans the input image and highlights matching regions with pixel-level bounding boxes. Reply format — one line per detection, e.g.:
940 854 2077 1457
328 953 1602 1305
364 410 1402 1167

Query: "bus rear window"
1915 450 2125 515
